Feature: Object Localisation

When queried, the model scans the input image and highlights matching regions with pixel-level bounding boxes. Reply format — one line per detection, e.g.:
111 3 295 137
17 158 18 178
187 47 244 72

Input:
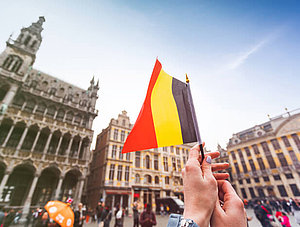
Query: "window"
2 55 23 72
238 149 244 161
24 35 31 46
126 152 130 161
249 187 256 198
125 166 129 181
241 161 248 173
117 165 122 181
238 179 243 184
120 130 125 142
254 177 260 183
234 163 240 174
163 147 168 152
145 175 152 184
183 156 186 165
291 134 300 150
109 164 115 180
155 176 159 184
113 129 118 140
56 109 65 120
271 139 281 150
252 144 260 154
261 142 270 155
49 88 56 96
163 157 168 171
290 184 300 196
249 159 256 171
145 155 150 169
285 173 293 179
277 185 288 197
176 147 180 155
177 158 181 172
274 175 281 181
24 99 36 112
119 146 123 160
282 136 291 147
241 188 247 198
257 188 265 197
244 147 251 156
231 151 236 160
165 176 169 184
246 178 251 184
65 111 73 122
135 152 140 167
277 153 288 167
170 146 174 153
257 158 266 170
135 174 140 183
154 155 158 170
122 119 126 126
112 145 117 158
263 176 270 182
266 155 276 169
172 157 176 171
288 150 299 166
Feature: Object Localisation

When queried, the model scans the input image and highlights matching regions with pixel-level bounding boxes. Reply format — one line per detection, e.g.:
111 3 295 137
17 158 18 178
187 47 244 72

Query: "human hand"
182 144 218 227
210 180 247 227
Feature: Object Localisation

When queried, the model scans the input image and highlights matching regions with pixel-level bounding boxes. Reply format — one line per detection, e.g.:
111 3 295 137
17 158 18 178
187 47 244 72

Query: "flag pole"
186 74 204 163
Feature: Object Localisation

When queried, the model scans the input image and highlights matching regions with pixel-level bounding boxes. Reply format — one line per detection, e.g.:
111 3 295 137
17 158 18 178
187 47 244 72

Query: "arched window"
24 99 36 112
49 88 56 96
74 114 82 125
24 35 31 46
2 55 23 73
56 109 65 121
145 155 150 169
145 175 152 184
36 103 46 115
155 176 159 184
41 81 48 92
30 40 37 49
12 95 25 107
58 87 65 97
135 174 140 183
65 111 73 123
46 105 56 118
165 176 169 184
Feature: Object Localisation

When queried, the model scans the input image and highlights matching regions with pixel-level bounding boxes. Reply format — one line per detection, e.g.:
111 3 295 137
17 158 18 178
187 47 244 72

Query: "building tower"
0 17 99 222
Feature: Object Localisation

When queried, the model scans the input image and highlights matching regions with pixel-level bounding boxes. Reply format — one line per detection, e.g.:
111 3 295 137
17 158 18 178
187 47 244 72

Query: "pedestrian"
74 203 86 227
114 204 123 227
96 200 104 226
139 203 156 227
167 144 246 227
278 212 291 227
132 201 139 227
0 206 5 226
3 209 15 227
101 206 112 227
291 198 300 225
160 204 164 216
35 211 49 227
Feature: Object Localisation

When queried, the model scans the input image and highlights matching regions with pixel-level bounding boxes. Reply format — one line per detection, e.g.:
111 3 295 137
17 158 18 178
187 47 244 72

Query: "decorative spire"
95 79 99 88
90 76 95 85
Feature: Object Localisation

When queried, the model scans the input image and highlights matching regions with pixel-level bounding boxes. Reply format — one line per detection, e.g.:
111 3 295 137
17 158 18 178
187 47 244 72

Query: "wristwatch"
167 214 199 227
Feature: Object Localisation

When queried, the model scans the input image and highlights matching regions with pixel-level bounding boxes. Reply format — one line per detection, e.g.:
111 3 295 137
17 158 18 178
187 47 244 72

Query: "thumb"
202 155 213 179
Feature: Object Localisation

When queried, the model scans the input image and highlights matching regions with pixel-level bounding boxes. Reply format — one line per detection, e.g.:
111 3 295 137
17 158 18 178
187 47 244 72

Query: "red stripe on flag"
122 60 162 153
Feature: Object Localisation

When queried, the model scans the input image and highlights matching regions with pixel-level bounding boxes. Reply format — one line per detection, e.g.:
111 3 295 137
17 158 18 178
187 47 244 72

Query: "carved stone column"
43 131 53 154
65 136 74 157
20 172 41 223
76 139 83 158
54 174 65 200
16 126 29 150
31 130 41 152
1 84 18 106
55 136 63 155
0 169 12 198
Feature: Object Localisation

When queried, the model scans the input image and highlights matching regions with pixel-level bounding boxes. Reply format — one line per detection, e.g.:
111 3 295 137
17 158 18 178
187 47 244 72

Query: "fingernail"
206 155 211 164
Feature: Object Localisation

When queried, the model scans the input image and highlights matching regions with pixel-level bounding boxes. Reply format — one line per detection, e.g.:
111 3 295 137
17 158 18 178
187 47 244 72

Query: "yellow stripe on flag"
151 69 183 147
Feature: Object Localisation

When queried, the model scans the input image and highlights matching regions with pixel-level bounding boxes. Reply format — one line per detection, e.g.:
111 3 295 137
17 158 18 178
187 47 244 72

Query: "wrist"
184 210 210 227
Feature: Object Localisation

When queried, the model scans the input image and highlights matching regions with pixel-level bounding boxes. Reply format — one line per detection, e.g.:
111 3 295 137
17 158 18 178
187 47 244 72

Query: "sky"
1 0 300 151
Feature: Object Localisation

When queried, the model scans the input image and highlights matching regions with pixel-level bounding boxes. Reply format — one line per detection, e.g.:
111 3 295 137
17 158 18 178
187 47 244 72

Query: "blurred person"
291 198 300 225
140 203 156 227
0 206 5 225
167 144 244 227
96 200 104 226
115 203 123 227
74 203 86 227
101 206 112 227
132 201 139 227
3 209 15 227
36 211 49 227
278 212 291 227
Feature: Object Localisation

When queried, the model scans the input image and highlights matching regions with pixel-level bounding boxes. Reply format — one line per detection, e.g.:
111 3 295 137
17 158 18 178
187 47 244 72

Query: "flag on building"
122 59 199 153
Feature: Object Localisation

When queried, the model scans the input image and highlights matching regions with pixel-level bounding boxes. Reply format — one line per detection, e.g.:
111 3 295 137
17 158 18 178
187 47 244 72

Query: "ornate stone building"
87 111 192 212
227 109 300 199
0 17 98 219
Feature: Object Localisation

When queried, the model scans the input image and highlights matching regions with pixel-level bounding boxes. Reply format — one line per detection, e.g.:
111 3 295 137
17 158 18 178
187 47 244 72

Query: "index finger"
189 144 200 160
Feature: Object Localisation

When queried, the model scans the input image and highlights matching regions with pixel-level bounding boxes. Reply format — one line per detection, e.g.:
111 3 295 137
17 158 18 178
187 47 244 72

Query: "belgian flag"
122 60 200 154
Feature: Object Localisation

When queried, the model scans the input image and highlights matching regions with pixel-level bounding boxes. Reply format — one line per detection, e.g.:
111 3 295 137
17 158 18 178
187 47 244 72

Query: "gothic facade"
0 17 98 219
